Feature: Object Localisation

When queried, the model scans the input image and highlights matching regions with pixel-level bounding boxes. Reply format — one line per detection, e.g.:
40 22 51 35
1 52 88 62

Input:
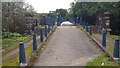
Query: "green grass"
107 34 120 57
2 45 32 66
2 53 19 66
107 45 114 53
106 34 120 56
2 36 32 57
88 31 119 56
86 53 119 66
2 26 57 66
77 26 119 66
107 34 120 40
2 36 31 49
2 33 41 66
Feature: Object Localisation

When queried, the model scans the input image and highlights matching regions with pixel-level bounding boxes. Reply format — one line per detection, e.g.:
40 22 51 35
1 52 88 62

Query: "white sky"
25 0 74 13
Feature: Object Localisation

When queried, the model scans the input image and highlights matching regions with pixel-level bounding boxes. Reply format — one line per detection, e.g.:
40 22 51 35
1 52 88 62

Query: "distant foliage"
58 9 68 18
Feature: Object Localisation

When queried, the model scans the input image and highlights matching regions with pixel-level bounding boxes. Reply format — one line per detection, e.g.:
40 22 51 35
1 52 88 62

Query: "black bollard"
40 28 43 42
19 42 27 66
89 24 92 35
33 34 37 51
32 24 35 31
86 23 88 32
45 25 47 37
35 19 38 27
102 31 106 47
83 22 85 29
113 39 119 59
48 25 50 33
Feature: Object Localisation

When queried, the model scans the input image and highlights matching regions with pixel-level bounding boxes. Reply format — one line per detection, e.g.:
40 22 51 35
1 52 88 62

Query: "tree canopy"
70 2 120 17
2 2 36 34
69 1 120 35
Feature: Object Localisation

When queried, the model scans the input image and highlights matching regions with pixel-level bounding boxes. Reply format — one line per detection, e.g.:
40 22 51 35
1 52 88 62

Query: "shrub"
2 32 22 38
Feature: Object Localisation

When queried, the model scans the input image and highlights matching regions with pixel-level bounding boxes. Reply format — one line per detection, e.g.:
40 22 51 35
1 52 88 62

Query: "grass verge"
2 36 32 57
2 45 32 66
1 26 57 66
77 25 120 66
86 53 119 66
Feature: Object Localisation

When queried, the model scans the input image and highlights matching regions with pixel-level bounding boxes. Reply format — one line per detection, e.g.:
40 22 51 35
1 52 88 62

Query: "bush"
2 32 22 38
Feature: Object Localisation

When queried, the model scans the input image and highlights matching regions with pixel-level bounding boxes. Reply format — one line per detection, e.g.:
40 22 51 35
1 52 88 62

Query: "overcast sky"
25 0 74 13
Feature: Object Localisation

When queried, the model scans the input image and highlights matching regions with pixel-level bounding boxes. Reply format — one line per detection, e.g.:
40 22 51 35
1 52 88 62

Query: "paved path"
34 26 101 66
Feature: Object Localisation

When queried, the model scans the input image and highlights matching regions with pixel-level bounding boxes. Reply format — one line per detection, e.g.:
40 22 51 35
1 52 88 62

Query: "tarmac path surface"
34 26 101 66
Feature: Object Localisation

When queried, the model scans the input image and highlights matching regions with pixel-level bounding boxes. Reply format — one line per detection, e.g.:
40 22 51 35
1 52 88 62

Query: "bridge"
1 10 119 67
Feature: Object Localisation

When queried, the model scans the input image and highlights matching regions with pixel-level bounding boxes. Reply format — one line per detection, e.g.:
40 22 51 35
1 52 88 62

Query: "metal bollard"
53 23 55 28
40 28 43 42
79 20 81 25
33 34 37 51
19 42 27 66
89 24 92 35
102 31 106 47
48 25 50 33
35 19 38 26
45 25 47 37
81 20 83 27
113 39 119 60
80 19 82 26
50 25 51 31
86 23 88 32
83 22 85 29
32 24 35 31
51 23 54 28
51 24 53 29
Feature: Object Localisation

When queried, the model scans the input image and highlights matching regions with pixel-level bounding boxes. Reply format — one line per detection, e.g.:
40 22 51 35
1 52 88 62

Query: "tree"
69 1 120 35
2 2 37 34
57 9 68 18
